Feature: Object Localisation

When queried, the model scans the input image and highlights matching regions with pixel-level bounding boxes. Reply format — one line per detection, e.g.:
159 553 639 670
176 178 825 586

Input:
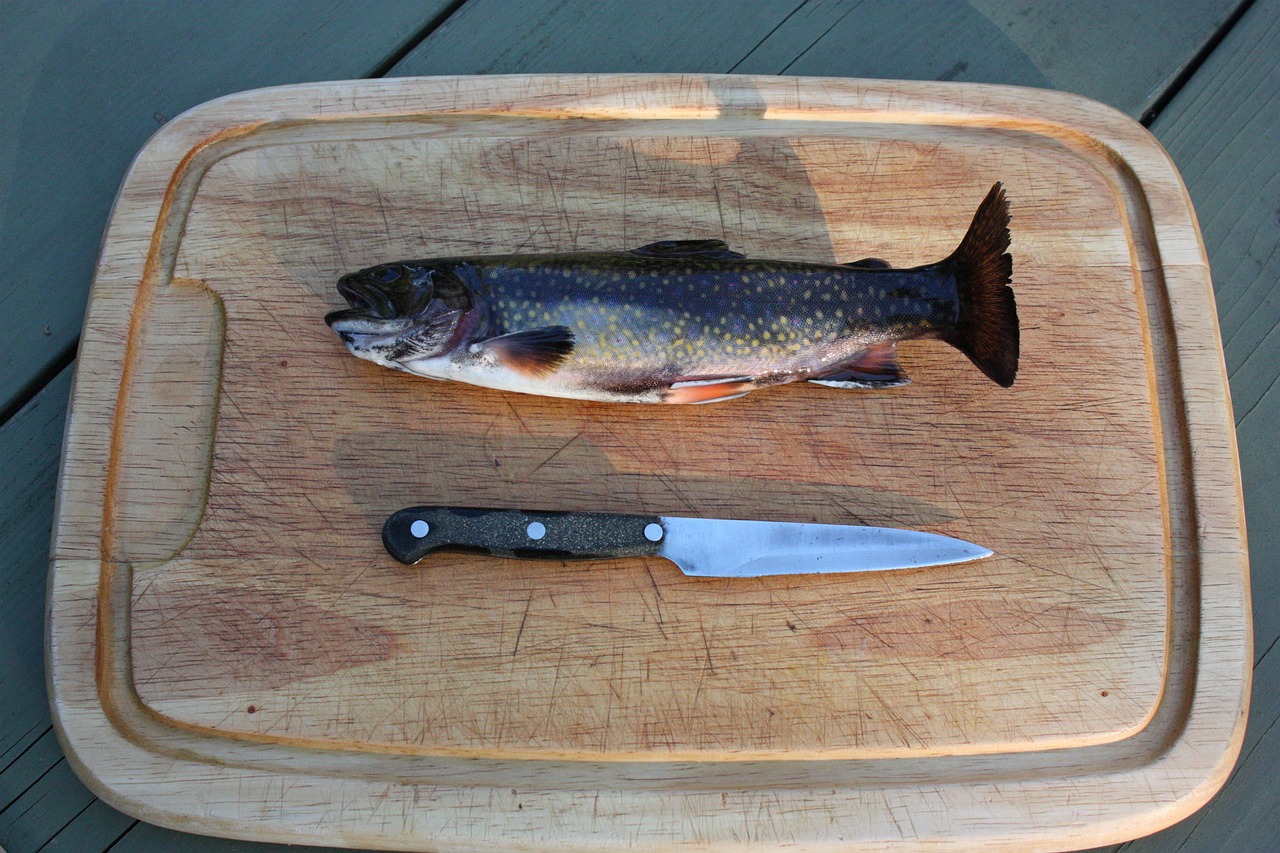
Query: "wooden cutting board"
48 75 1249 851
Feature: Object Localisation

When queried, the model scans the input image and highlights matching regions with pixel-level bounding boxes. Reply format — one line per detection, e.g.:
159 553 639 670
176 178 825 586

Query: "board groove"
47 74 1247 851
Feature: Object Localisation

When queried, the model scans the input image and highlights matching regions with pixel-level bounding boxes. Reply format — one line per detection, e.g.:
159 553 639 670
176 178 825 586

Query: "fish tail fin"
940 182 1018 387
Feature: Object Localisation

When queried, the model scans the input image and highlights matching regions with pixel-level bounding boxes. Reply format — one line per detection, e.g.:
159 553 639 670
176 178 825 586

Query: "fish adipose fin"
808 342 910 389
941 182 1019 387
479 326 575 377
631 240 747 260
666 375 758 404
843 257 891 269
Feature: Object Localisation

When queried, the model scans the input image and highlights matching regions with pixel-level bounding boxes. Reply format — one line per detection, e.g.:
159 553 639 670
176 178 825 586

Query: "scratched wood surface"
44 74 1247 851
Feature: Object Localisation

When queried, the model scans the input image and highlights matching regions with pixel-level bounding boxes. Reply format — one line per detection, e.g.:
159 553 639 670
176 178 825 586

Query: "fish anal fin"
480 326 575 377
632 240 746 260
666 375 758 404
809 343 910 389
843 257 892 269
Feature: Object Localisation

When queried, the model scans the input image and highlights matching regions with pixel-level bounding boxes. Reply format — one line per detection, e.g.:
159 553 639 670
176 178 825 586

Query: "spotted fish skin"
324 184 1017 403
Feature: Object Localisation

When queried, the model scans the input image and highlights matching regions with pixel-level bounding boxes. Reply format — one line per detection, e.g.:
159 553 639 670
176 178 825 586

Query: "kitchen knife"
382 507 992 577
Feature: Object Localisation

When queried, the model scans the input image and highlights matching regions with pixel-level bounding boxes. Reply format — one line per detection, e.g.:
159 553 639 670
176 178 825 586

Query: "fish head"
324 262 475 369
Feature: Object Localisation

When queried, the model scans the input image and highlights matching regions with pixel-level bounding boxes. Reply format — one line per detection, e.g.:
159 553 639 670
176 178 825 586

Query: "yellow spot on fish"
803 289 811 299
763 331 772 341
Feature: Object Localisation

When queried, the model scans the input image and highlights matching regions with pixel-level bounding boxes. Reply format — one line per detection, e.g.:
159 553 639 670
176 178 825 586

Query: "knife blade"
382 507 992 577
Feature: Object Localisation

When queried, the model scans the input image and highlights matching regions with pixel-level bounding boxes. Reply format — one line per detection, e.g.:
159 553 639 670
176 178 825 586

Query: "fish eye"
376 267 401 283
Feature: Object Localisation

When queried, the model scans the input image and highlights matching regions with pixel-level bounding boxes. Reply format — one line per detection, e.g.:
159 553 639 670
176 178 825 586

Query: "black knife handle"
383 506 665 565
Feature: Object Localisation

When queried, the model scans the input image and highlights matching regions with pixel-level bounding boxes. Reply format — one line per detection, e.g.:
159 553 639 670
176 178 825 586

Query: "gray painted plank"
0 0 453 418
0 757 94 852
37 797 134 853
391 0 1239 119
730 0 1051 85
966 0 1244 118
0 731 61 816
390 0 810 75
0 367 69 765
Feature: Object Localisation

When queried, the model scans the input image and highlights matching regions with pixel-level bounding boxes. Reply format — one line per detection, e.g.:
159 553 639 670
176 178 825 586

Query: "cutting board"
48 75 1249 851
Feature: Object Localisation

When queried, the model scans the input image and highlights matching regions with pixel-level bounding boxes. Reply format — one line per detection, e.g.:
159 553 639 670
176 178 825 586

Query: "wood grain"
46 75 1247 851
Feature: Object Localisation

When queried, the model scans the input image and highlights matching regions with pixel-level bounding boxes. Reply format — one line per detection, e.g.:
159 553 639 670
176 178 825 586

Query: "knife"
382 507 992 577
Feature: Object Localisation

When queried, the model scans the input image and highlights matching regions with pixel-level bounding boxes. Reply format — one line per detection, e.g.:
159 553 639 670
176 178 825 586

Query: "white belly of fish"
400 353 667 404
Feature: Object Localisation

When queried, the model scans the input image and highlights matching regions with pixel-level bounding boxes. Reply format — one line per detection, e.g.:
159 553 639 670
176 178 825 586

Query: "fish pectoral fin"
666 375 758 404
478 326 575 377
631 240 747 260
809 343 911 389
843 257 892 269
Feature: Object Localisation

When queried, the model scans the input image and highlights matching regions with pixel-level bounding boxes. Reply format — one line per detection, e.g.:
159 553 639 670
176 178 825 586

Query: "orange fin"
809 343 910 389
666 375 758 404
481 326 575 377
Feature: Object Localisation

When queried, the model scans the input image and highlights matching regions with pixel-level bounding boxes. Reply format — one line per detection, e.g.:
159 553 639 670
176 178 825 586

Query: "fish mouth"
324 307 370 329
335 274 399 320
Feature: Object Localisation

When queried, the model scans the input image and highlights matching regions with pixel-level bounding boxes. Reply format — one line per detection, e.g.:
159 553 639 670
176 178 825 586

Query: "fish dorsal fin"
808 342 910 389
843 257 891 269
631 240 746 260
478 326 575 377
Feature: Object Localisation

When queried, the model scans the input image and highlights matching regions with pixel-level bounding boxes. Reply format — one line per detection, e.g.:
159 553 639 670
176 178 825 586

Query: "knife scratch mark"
641 564 668 639
864 682 922 748
529 431 582 476
700 622 716 676
513 593 533 656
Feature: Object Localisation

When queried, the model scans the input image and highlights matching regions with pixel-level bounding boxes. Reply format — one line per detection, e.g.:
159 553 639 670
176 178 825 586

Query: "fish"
324 183 1017 404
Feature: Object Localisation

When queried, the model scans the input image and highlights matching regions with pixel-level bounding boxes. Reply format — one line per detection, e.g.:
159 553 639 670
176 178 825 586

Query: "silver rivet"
527 521 546 540
410 520 430 538
644 523 663 542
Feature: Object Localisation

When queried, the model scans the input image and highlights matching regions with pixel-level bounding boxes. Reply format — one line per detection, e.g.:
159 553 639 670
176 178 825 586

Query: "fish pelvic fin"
666 375 758 404
941 182 1019 387
480 326 575 377
809 342 910 389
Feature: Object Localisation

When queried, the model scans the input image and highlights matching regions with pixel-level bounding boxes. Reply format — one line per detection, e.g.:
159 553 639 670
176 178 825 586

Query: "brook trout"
325 183 1017 404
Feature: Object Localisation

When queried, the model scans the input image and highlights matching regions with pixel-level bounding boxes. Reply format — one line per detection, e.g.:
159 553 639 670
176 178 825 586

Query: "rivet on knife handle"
382 506 664 566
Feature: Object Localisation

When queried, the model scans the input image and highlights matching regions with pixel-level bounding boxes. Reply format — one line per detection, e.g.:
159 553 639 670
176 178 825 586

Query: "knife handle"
383 507 665 565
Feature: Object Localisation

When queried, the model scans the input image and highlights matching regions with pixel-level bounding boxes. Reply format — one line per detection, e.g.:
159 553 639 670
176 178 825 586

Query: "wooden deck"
1 1 1274 850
